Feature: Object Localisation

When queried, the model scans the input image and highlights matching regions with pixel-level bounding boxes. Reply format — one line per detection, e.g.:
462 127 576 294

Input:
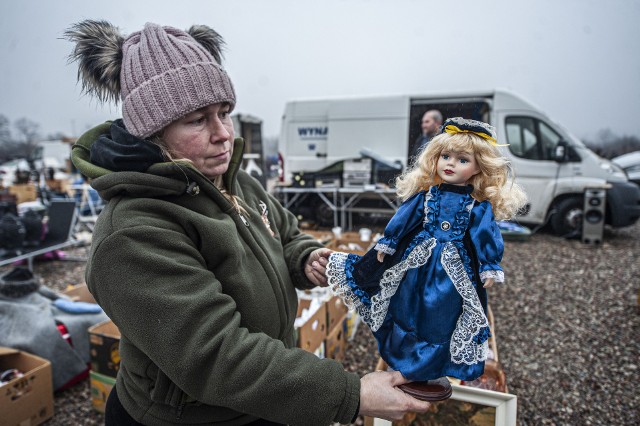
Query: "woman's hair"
395 132 528 220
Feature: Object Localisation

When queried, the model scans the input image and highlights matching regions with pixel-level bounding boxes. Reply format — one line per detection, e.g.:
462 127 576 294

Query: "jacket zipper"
176 403 185 420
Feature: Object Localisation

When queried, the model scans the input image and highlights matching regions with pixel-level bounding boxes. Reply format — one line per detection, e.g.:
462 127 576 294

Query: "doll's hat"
440 117 500 145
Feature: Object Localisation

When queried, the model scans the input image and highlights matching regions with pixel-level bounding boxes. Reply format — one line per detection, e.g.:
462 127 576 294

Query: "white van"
277 89 640 235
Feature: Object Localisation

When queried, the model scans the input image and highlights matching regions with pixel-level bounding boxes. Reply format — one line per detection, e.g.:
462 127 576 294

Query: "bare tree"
0 115 10 144
13 118 41 160
0 115 17 163
583 128 640 159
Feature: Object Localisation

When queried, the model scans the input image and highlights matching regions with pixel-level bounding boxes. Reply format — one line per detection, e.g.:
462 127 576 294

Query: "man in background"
415 110 443 151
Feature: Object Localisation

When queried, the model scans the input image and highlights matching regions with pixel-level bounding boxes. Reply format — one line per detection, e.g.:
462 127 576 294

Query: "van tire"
312 198 335 227
550 197 583 237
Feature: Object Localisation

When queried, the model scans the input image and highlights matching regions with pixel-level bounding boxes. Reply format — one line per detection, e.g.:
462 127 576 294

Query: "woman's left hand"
304 248 333 287
483 278 495 288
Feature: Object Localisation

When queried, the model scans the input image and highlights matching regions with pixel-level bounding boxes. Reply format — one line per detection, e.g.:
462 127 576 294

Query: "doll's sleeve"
469 201 505 284
374 191 425 255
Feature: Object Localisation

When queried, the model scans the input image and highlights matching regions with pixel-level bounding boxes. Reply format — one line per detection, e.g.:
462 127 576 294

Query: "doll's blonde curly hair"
396 132 528 220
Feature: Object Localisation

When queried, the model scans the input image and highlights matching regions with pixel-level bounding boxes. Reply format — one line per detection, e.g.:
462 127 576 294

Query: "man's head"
421 110 443 137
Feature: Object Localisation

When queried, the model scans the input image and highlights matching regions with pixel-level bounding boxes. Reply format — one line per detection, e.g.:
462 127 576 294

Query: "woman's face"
162 103 235 180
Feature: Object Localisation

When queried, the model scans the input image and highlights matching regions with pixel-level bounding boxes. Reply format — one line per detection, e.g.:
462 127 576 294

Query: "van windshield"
555 121 587 149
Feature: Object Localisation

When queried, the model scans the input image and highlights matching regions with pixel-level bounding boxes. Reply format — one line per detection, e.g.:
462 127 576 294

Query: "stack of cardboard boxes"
295 291 354 361
59 283 120 414
87 320 120 413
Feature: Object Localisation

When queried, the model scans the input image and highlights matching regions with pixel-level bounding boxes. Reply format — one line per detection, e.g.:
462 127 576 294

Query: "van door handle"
316 153 327 158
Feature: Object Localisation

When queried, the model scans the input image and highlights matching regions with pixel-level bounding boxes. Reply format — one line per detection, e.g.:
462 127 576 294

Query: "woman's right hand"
358 371 431 421
377 251 385 262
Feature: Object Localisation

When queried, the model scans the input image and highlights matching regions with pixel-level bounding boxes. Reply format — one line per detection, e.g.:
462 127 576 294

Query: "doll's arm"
374 192 425 256
469 201 505 284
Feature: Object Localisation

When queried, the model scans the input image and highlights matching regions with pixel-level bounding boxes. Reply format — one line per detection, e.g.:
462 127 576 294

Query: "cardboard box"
8 184 37 205
45 179 69 194
89 370 115 413
302 230 334 244
326 295 348 334
0 347 54 425
345 311 361 341
295 299 327 355
62 283 97 304
88 320 121 378
326 231 373 255
324 315 347 361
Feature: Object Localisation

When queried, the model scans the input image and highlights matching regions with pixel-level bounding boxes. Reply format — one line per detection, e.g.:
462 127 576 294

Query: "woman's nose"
209 118 231 143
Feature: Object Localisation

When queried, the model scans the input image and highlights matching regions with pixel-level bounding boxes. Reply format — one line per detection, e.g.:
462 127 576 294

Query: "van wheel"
550 197 583 237
311 198 335 227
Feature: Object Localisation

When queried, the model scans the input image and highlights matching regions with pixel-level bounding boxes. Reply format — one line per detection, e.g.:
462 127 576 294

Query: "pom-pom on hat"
65 21 236 139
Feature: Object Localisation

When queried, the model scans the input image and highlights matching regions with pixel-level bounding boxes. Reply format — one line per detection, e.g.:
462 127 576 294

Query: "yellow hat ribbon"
443 124 508 146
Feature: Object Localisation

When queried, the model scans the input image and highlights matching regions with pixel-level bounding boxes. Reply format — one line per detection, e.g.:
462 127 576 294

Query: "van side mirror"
553 140 568 163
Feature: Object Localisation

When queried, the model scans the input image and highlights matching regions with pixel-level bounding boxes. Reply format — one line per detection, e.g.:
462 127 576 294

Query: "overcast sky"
1 0 639 142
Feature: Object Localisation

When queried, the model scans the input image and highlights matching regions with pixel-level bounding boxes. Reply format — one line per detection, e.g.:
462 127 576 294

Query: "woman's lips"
444 169 454 175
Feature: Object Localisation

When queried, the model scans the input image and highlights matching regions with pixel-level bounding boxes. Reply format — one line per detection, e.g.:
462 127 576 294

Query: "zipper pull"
239 214 249 227
176 403 185 419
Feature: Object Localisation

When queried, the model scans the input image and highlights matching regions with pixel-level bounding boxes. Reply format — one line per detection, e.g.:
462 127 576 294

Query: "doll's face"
436 150 480 185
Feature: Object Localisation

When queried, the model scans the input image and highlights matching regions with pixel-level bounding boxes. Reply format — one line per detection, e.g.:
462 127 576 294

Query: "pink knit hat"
121 23 236 139
65 20 236 139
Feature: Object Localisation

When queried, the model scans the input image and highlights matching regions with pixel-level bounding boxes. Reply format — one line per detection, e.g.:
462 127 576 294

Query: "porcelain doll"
327 117 527 400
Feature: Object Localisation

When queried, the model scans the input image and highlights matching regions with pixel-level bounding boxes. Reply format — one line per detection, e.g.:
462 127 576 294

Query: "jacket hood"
71 120 245 200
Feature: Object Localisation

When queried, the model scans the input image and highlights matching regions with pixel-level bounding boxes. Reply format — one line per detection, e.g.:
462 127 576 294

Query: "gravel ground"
4 220 638 425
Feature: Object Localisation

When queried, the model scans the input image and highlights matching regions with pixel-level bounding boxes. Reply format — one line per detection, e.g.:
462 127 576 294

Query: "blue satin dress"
327 183 504 381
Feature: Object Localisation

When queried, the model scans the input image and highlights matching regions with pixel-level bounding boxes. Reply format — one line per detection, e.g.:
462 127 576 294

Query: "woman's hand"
483 278 495 288
377 251 386 262
304 248 333 287
359 371 431 421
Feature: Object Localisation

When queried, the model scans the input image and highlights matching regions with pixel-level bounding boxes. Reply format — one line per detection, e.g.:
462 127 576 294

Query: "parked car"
612 151 640 186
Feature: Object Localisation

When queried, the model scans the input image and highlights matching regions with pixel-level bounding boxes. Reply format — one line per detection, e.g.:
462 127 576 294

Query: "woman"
65 20 430 425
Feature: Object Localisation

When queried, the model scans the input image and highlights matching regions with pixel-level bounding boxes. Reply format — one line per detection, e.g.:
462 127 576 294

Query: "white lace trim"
373 242 395 255
422 189 433 226
327 239 437 332
368 238 437 331
441 242 489 365
466 199 474 213
328 239 490 365
327 252 366 314
480 269 504 283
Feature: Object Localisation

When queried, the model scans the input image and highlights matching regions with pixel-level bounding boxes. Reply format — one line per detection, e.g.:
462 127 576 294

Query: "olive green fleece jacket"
72 122 360 425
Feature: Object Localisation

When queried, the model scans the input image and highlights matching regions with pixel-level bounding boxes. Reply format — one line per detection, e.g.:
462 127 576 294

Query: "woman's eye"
460 158 468 164
189 116 205 125
442 154 449 160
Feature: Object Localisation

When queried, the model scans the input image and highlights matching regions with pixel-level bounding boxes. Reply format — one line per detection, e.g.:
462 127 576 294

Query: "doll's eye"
442 154 449 160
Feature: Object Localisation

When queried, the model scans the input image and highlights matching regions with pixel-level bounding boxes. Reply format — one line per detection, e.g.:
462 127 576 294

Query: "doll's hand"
304 248 333 287
377 251 385 263
359 371 431 421
483 278 495 288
